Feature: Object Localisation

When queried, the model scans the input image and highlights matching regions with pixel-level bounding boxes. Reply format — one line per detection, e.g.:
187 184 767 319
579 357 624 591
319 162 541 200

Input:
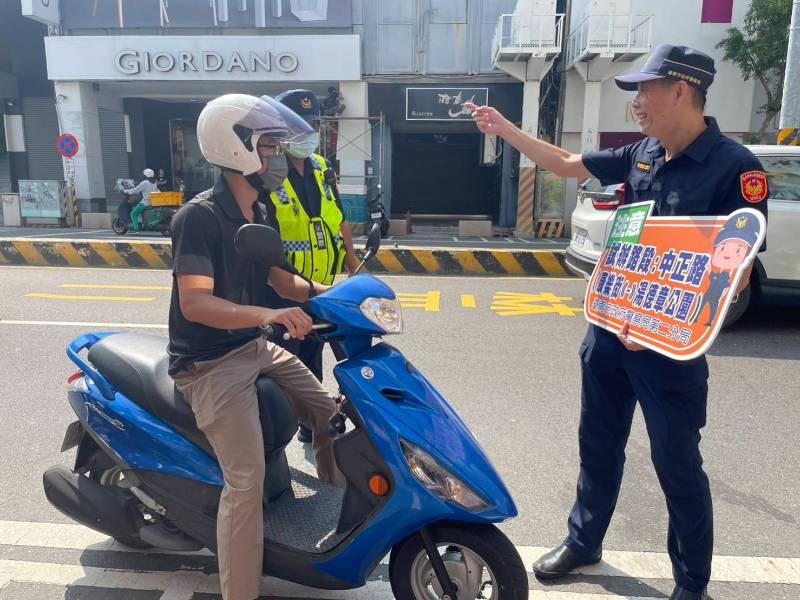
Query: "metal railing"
566 14 653 65
492 13 565 60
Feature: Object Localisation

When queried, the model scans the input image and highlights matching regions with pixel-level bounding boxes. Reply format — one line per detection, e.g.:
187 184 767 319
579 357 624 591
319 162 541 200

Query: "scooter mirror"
365 222 381 256
235 224 285 268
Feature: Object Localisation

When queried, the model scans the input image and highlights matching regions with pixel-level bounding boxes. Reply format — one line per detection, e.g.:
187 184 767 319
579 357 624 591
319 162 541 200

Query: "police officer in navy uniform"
467 44 768 600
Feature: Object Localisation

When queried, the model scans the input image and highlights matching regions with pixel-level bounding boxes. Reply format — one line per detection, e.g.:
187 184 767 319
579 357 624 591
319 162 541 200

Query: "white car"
565 145 800 324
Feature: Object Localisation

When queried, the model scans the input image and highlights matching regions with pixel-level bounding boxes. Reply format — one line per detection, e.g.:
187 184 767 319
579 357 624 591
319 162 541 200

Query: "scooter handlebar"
259 323 292 342
260 321 335 343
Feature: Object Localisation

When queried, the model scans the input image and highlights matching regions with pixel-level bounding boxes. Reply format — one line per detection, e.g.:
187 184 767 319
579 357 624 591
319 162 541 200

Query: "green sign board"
606 201 655 248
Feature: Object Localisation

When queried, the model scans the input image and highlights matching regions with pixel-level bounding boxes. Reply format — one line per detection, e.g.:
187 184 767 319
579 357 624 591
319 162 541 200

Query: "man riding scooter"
123 168 159 232
169 94 344 600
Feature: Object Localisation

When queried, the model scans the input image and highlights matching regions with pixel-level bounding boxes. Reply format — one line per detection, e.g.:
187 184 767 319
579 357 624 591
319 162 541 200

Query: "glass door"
170 119 217 197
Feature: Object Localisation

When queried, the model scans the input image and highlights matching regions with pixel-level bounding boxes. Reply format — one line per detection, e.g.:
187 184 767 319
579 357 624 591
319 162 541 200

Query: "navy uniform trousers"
566 325 713 593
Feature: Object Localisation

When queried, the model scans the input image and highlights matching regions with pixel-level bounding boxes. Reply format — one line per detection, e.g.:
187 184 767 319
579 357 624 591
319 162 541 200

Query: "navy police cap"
274 89 320 123
615 44 716 92
714 213 760 248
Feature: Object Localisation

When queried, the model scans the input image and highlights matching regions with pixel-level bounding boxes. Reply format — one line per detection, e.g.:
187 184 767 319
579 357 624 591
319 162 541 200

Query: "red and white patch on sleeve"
740 171 768 204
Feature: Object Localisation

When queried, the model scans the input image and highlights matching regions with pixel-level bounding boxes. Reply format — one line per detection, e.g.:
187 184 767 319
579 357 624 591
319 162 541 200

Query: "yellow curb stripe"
535 252 568 276
52 242 88 268
453 251 486 274
12 241 48 266
88 242 125 267
491 252 525 275
374 250 406 273
26 293 156 302
409 250 441 274
131 243 168 269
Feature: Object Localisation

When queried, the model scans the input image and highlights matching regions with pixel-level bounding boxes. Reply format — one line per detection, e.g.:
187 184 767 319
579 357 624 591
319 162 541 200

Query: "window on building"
702 0 734 24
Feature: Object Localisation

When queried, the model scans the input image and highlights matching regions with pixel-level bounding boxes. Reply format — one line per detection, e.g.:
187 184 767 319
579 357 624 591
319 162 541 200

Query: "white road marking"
0 319 167 329
0 520 798 588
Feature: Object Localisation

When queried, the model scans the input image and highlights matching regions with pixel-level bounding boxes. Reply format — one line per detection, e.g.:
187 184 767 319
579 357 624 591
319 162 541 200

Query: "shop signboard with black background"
405 88 489 121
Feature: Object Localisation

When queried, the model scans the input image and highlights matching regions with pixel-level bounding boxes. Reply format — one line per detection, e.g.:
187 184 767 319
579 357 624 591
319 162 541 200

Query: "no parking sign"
57 133 79 158
56 133 80 225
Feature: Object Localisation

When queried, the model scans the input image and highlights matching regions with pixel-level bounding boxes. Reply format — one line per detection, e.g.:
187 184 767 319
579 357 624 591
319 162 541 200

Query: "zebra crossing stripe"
0 520 799 587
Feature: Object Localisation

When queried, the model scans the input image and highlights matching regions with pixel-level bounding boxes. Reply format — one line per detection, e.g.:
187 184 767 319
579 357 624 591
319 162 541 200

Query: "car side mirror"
234 224 285 268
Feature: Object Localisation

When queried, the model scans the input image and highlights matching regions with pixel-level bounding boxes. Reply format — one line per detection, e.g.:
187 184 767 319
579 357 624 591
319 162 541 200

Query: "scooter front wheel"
389 524 528 600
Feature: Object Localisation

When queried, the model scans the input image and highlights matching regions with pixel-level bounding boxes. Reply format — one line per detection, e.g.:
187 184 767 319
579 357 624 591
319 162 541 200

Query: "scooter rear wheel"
112 218 128 235
88 460 153 550
389 523 528 600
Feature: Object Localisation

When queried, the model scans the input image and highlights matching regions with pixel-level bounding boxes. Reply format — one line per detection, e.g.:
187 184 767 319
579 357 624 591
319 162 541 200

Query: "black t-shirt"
582 117 768 221
167 177 271 376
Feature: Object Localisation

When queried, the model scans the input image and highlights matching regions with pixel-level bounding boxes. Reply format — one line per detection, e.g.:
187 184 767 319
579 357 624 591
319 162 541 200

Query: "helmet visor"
238 95 314 146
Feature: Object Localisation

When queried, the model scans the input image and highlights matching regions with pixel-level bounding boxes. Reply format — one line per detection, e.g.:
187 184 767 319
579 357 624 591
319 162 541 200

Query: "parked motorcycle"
369 183 390 238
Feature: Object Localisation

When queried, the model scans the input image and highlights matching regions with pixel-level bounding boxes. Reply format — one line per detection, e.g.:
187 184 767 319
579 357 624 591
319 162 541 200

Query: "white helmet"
196 93 313 176
143 168 155 178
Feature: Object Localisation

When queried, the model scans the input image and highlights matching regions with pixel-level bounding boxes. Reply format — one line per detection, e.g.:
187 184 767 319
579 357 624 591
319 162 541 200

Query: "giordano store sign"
44 35 361 82
115 49 299 75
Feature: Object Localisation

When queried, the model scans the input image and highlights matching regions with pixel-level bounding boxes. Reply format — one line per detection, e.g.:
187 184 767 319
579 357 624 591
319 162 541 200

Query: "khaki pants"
173 337 345 600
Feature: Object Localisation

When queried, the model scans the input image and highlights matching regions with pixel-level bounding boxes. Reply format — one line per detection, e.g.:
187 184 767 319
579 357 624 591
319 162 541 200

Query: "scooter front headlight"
401 440 490 512
360 297 403 334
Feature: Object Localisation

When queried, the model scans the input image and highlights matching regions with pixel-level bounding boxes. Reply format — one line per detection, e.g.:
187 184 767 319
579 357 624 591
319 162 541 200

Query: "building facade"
10 0 777 231
13 0 523 228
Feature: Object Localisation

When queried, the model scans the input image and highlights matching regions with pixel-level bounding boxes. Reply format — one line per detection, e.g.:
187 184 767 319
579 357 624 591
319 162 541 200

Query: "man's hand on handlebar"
260 307 312 340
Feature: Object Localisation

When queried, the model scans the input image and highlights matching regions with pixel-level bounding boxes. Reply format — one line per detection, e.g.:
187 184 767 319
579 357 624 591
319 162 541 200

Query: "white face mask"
259 155 289 190
285 132 320 159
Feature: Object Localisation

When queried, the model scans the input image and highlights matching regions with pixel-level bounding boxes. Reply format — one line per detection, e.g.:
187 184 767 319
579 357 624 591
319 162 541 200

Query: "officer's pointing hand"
465 102 509 136
617 323 646 352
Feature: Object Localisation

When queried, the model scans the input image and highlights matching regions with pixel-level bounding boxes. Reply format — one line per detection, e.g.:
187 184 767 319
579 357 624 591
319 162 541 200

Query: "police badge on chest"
312 221 327 249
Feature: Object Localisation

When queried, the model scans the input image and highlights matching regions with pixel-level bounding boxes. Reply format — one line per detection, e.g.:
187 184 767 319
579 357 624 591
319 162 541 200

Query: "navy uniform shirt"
580 117 768 370
582 117 768 221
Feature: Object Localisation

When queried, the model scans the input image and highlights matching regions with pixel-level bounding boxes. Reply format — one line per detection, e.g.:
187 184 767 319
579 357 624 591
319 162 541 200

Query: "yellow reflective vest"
269 154 346 285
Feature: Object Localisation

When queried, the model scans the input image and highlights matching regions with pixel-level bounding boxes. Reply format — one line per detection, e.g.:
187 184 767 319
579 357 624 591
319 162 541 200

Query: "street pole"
778 0 800 145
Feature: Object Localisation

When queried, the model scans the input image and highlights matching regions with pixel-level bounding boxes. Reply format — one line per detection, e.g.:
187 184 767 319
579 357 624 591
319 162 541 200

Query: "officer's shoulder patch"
740 170 768 204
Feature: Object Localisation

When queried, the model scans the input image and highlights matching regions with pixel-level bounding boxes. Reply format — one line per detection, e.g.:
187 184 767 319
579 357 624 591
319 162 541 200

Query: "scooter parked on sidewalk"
368 183 390 238
44 224 528 599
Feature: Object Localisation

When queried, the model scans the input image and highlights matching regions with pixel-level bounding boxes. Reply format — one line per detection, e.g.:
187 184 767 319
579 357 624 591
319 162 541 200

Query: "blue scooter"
44 224 528 599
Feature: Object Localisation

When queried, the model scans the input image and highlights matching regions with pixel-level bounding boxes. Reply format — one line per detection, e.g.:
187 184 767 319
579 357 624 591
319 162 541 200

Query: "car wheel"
722 282 752 329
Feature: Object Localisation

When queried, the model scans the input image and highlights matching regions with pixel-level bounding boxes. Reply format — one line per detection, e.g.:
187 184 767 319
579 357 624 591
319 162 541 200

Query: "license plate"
60 421 83 453
573 227 588 247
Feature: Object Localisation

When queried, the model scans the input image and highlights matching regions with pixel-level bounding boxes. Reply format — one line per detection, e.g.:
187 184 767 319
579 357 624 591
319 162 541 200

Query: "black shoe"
297 424 312 444
669 586 711 600
532 543 602 579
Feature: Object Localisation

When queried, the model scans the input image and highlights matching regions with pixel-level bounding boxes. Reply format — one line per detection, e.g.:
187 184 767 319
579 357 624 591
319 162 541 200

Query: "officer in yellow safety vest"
267 89 359 443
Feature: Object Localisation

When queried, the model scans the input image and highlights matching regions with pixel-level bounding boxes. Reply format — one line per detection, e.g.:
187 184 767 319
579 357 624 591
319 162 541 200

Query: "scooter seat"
87 334 298 456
